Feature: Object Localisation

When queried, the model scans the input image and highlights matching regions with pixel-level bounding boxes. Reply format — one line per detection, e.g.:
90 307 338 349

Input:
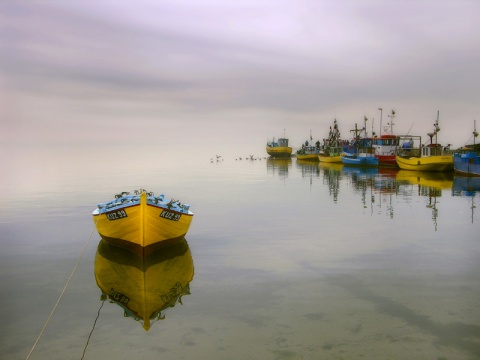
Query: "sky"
1 0 480 157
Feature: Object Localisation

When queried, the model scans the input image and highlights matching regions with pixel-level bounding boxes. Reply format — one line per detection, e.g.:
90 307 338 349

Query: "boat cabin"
268 137 289 148
277 138 289 147
422 144 444 157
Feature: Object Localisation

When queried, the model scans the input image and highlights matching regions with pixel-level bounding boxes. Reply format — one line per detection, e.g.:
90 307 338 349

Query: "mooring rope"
25 221 98 360
80 298 106 360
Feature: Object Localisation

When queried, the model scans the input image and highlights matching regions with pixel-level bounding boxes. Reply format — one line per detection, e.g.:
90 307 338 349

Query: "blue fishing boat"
453 121 480 177
341 119 379 167
342 148 379 167
454 150 480 176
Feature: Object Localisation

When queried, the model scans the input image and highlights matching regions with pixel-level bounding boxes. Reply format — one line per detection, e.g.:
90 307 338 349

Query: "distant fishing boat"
453 120 480 176
296 130 320 161
92 189 193 255
341 119 379 167
396 111 453 172
266 131 292 158
342 148 379 167
372 109 399 167
318 119 344 163
296 145 320 161
94 238 193 330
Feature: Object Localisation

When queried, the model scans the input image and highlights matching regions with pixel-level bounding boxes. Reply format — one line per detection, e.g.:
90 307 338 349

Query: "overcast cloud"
1 0 479 153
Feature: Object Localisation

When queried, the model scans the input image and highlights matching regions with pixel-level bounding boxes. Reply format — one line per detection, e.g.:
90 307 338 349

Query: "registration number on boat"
160 210 181 221
108 289 129 304
106 209 128 221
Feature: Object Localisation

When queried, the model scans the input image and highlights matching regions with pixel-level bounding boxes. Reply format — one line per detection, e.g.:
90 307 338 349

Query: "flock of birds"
210 155 267 163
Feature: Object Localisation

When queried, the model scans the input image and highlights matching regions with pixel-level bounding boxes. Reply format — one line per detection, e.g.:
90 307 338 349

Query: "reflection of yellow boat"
94 238 194 331
317 161 343 172
296 159 320 167
92 190 193 255
396 170 453 189
266 157 291 178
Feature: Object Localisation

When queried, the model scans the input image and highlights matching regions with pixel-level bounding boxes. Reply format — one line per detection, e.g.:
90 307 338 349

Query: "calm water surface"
1 146 479 360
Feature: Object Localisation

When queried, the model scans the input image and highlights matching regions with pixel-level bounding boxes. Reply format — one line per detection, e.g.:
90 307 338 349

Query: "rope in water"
25 222 98 360
80 298 106 360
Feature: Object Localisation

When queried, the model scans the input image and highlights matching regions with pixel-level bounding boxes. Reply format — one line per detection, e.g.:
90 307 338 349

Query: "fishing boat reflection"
396 170 453 190
267 157 292 179
296 159 320 189
296 159 320 175
452 176 480 196
342 166 379 210
338 166 400 217
94 238 194 330
452 176 480 223
396 170 453 230
318 162 343 202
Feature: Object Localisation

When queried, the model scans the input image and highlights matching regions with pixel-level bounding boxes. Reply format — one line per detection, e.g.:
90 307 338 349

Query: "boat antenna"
434 110 440 144
406 123 414 136
378 108 383 136
474 120 478 147
388 110 395 135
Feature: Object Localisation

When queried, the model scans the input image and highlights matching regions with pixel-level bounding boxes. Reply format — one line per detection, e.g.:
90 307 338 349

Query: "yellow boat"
92 189 193 255
266 137 292 158
318 119 344 163
396 112 453 172
94 238 194 330
318 153 342 163
296 145 320 161
396 151 453 172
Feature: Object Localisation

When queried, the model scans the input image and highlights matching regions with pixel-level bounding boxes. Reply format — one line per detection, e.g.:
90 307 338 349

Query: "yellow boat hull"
93 192 193 255
296 154 319 161
395 155 453 172
266 146 292 158
318 154 342 163
94 238 194 330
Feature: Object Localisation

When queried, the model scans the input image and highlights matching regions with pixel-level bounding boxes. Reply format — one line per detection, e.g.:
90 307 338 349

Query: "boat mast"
378 108 383 136
434 110 440 145
388 110 395 135
474 120 478 147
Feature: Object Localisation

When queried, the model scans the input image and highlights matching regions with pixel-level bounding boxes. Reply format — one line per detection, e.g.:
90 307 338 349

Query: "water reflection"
452 176 480 196
266 157 292 179
318 162 343 202
396 170 454 190
296 159 320 189
452 176 480 223
341 167 381 212
94 238 194 330
396 170 454 231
